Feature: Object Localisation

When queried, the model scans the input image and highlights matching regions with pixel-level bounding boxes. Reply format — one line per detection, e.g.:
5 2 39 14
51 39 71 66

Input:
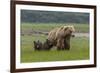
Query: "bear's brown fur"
47 26 75 50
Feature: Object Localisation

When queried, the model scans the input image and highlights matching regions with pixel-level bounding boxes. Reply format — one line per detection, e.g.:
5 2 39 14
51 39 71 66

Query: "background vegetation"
21 10 89 24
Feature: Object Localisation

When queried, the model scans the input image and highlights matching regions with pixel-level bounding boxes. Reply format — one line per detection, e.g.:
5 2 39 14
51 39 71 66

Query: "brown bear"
47 25 75 50
33 39 53 51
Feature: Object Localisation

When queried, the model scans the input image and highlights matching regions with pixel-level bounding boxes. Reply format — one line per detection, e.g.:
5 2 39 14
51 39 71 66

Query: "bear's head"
63 25 75 37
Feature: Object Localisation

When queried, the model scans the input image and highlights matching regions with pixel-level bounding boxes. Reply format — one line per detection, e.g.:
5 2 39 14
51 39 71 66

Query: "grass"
21 23 89 63
21 35 89 63
21 23 89 33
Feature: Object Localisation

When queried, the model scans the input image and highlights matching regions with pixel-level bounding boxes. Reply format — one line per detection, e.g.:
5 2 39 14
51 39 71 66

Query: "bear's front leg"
56 39 65 50
64 39 70 50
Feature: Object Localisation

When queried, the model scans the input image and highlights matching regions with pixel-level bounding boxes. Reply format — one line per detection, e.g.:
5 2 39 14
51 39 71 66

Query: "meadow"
21 23 89 63
21 23 89 33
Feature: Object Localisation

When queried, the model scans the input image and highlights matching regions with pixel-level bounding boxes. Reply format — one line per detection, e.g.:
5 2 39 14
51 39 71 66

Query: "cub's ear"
46 39 49 42
37 40 40 43
47 39 51 42
33 41 36 44
45 39 48 44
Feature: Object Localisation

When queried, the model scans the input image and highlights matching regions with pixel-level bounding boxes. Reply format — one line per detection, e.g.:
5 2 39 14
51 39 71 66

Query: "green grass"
21 23 89 33
21 23 89 63
21 35 89 63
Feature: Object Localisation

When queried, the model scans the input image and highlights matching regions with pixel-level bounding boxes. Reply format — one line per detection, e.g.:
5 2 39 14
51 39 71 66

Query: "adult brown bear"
47 26 75 50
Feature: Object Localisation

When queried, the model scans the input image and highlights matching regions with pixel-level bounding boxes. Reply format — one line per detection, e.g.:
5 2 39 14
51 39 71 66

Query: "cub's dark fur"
34 39 53 51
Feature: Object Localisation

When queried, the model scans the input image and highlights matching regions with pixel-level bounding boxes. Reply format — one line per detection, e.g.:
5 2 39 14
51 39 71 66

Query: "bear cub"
33 39 53 51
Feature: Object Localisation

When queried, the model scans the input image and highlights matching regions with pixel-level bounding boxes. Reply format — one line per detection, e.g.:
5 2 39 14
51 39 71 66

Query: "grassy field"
21 23 89 33
21 23 89 63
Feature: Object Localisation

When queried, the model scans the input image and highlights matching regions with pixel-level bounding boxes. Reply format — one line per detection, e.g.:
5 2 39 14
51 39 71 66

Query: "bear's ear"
61 26 64 28
60 26 64 29
64 27 68 31
70 26 75 32
58 26 64 31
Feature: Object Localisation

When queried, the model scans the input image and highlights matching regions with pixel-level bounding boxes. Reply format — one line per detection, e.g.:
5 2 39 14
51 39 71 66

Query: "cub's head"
33 40 42 50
